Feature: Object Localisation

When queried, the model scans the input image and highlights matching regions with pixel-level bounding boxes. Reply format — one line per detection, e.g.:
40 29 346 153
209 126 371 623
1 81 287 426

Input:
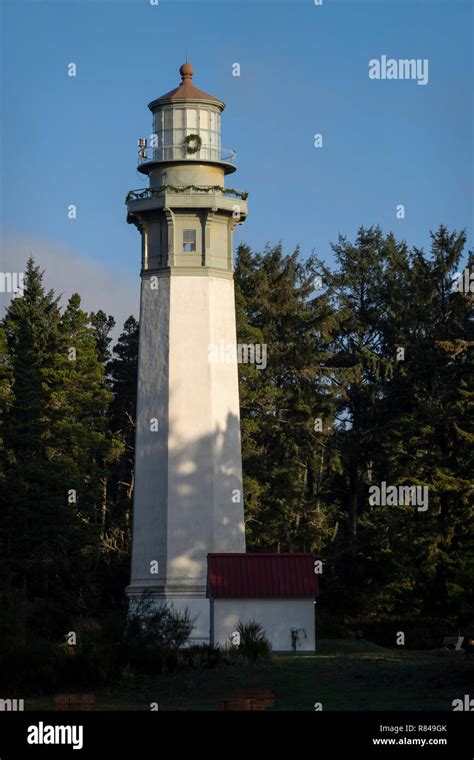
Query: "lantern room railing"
136 143 237 165
126 185 248 204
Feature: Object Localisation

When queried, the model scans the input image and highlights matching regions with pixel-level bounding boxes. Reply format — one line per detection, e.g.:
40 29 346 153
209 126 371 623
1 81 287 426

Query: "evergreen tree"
1 260 70 619
107 316 139 539
0 326 13 487
374 228 474 624
90 310 116 366
235 243 338 551
43 293 120 533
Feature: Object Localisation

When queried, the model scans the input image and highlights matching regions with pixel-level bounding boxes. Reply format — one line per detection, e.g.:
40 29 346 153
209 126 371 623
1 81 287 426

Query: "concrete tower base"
127 272 245 643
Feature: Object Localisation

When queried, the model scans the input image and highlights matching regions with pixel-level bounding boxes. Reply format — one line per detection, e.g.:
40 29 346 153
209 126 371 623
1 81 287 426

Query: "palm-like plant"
235 620 272 662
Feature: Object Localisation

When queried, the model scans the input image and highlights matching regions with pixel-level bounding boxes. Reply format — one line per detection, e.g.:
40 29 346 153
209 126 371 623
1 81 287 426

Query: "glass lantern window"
175 109 185 128
186 109 197 129
153 106 221 158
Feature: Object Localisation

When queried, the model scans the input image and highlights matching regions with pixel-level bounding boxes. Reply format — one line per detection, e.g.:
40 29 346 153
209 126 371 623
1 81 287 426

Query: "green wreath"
184 134 202 155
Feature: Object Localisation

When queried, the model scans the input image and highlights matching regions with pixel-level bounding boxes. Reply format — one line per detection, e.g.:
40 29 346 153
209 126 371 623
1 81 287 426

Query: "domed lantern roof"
149 63 225 111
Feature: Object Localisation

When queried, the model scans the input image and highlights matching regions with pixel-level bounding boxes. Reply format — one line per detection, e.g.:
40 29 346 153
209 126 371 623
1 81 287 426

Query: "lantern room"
138 63 236 177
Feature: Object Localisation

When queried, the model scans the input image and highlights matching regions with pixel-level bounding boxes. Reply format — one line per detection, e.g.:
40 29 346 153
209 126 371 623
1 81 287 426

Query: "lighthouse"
125 63 248 642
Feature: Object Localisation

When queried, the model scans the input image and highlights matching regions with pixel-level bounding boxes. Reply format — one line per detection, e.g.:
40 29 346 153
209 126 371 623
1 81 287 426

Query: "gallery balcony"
125 184 248 224
126 185 248 204
136 144 237 175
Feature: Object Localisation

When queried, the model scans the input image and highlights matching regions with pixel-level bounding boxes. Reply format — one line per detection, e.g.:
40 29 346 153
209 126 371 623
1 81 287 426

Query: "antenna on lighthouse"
138 137 148 163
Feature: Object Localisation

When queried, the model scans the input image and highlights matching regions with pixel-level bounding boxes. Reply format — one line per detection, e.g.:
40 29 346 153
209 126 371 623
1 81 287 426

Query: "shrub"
119 592 195 675
231 620 272 663
180 644 223 670
125 592 194 650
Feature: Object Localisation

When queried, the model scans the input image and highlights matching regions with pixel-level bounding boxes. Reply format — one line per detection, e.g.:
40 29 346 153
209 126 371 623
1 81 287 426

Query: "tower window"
183 229 197 252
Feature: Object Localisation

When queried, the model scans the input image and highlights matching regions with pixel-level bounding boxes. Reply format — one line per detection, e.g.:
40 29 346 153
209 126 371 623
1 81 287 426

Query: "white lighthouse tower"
126 63 248 642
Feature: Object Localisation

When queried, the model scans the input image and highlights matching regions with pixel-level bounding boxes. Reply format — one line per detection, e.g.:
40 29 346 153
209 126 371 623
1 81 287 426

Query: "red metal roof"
207 553 319 599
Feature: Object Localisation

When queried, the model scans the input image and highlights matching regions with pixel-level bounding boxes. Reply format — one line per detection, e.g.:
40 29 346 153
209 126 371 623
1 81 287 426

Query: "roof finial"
179 61 193 80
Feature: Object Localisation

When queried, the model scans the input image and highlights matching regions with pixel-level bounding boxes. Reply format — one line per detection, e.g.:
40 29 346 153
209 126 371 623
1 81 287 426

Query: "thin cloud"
0 235 139 338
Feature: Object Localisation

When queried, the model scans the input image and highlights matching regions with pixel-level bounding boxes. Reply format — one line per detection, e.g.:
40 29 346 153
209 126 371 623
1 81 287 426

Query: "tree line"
236 225 473 638
0 224 472 654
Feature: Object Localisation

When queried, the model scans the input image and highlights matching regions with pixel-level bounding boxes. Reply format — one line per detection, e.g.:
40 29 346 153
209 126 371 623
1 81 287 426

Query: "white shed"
207 553 319 652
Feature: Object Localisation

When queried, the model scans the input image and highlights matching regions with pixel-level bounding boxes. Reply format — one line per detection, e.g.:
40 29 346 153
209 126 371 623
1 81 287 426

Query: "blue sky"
1 0 472 325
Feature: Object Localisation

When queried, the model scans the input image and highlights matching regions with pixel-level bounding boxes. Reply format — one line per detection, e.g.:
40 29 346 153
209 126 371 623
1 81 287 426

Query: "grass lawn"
26 639 473 711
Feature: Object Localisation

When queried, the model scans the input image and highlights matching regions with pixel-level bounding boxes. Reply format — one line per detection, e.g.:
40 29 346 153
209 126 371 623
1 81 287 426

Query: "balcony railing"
126 185 248 204
137 144 237 165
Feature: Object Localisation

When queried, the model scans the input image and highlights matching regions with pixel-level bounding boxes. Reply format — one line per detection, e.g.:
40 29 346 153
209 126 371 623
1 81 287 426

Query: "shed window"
183 229 197 252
